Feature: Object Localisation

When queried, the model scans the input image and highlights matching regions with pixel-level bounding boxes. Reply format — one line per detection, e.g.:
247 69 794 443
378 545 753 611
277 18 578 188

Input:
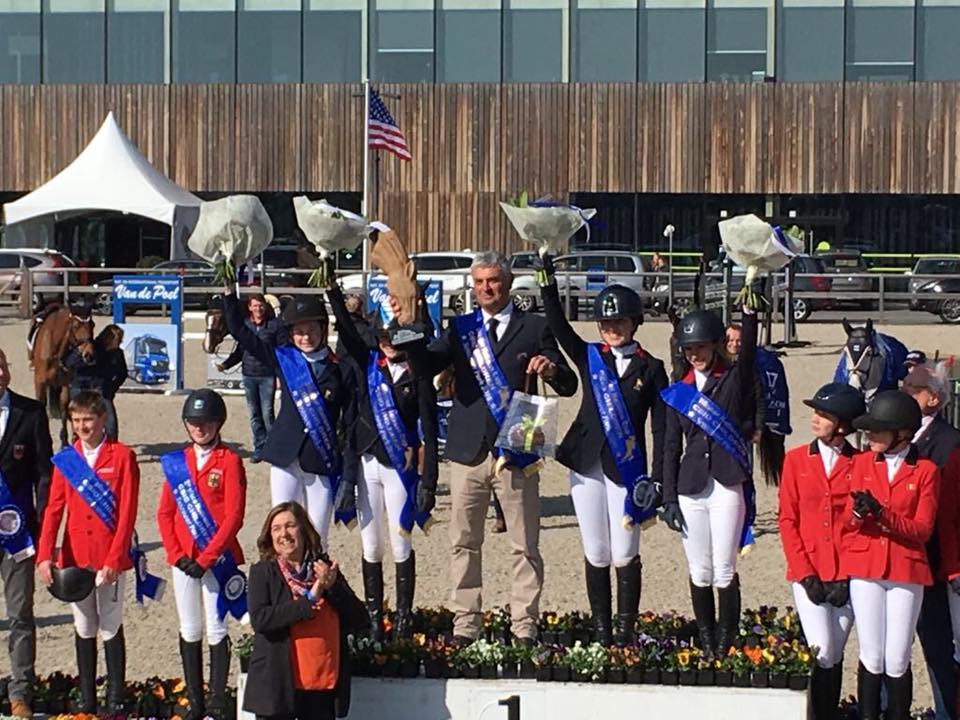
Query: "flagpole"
362 78 372 280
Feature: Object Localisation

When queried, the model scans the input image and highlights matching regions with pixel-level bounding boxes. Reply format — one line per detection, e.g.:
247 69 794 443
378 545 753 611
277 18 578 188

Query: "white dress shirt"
913 414 935 444
884 447 910 482
694 369 709 392
387 360 410 384
610 343 638 378
481 303 514 342
817 439 841 477
194 444 214 472
0 390 9 440
81 434 107 468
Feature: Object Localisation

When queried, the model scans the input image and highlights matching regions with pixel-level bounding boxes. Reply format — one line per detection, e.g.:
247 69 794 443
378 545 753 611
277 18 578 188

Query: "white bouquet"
293 196 371 286
499 193 596 255
187 195 274 285
718 214 803 308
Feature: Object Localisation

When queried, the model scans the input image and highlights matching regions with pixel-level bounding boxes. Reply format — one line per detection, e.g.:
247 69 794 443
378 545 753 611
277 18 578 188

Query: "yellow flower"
413 633 427 647
677 649 691 667
798 651 811 664
761 649 776 665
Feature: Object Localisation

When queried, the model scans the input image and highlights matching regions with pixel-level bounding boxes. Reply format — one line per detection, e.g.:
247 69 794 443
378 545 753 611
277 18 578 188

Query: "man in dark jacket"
217 294 280 463
404 251 578 643
0 348 53 718
63 324 127 440
903 364 960 720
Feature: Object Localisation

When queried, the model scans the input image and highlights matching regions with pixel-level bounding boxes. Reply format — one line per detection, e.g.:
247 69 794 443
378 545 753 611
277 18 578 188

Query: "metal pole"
783 261 795 345
877 273 885 322
664 224 675 308
362 78 372 291
722 260 732 326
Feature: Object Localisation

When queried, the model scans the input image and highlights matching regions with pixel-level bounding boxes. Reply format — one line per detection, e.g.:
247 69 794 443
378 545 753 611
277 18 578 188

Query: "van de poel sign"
113 277 181 303
112 275 184 391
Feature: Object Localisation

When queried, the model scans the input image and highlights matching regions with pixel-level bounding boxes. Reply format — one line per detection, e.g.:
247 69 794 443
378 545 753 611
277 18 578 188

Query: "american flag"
368 88 411 161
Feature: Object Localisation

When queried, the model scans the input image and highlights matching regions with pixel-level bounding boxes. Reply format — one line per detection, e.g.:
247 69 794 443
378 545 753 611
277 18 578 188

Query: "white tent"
2 112 201 257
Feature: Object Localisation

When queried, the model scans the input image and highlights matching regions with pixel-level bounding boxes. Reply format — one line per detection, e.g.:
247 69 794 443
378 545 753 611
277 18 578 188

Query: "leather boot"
829 663 843 720
206 637 231 720
689 579 717 655
809 664 839 720
614 556 641 646
584 560 612 646
362 559 384 643
74 633 97 714
179 637 205 720
716 574 741 653
394 552 416 640
885 665 913 720
857 662 883 720
103 626 126 714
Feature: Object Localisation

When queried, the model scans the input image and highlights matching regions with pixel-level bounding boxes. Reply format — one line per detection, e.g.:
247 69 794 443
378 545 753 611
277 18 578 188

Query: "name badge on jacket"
12 445 24 460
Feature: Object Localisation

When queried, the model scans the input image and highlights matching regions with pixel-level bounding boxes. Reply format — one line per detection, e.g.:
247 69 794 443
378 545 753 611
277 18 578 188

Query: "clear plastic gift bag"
495 391 559 459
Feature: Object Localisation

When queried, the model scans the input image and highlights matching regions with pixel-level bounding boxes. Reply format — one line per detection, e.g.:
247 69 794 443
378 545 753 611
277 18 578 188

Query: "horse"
833 318 907 406
31 307 95 446
203 305 228 354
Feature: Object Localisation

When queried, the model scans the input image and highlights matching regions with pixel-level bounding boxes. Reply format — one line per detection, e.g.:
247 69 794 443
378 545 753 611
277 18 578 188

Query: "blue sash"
755 347 791 435
160 450 247 621
586 345 656 528
51 446 117 532
453 310 538 470
129 531 165 605
367 352 432 535
660 381 756 552
0 470 34 562
274 346 354 527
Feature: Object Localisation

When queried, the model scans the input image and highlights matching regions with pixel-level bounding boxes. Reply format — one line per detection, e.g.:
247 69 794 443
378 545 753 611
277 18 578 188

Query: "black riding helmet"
48 566 96 603
803 382 866 423
281 295 328 327
676 310 725 347
852 390 922 435
593 285 643 324
182 388 227 425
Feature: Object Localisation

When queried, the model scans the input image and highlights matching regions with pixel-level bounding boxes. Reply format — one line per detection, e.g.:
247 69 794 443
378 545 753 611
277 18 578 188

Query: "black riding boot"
614 556 641 646
362 559 385 642
179 637 206 720
809 664 840 720
394 552 416 640
885 666 913 720
206 637 231 720
103 626 127 714
857 662 883 720
689 579 717 655
74 633 97 714
829 663 844 720
584 560 612 646
716 574 741 653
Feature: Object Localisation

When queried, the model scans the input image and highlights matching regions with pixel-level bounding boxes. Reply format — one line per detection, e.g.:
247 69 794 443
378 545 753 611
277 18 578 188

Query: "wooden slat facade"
1 81 959 253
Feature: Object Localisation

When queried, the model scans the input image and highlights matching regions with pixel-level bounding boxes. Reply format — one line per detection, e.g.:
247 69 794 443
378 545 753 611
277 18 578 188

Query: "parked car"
509 251 539 272
340 251 475 313
510 251 648 314
908 257 960 309
910 276 960 324
0 248 75 311
815 250 875 309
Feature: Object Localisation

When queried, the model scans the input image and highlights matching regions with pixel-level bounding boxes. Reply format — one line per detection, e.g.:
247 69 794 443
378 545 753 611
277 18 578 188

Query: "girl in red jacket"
778 382 864 719
157 389 246 720
37 391 140 715
843 390 940 720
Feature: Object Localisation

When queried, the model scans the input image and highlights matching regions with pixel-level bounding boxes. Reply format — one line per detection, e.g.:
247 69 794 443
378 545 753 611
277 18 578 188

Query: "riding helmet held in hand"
593 285 643 324
803 382 866 423
675 309 725 347
48 566 96 603
182 388 227 425
852 389 922 434
281 295 328 327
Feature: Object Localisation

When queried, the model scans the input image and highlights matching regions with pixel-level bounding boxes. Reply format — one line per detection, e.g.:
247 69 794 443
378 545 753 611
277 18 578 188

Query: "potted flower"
637 635 662 684
423 638 455 679
482 607 512 644
502 641 534 680
743 643 771 687
534 646 559 682
564 641 608 683
568 611 592 645
552 648 572 683
658 639 680 685
725 647 754 687
606 646 628 684
347 635 384 678
540 611 561 645
696 655 718 686
235 633 254 674
672 644 698 686
392 638 422 678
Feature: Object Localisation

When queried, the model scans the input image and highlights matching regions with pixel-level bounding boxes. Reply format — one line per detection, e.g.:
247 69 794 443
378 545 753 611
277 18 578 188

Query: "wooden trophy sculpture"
370 227 425 345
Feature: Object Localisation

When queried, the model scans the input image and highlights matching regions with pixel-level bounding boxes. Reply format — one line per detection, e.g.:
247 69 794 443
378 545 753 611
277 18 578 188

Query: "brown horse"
203 307 227 354
32 307 95 446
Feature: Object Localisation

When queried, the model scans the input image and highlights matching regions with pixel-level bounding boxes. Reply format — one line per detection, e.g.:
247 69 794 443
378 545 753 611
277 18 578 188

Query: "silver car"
0 248 74 311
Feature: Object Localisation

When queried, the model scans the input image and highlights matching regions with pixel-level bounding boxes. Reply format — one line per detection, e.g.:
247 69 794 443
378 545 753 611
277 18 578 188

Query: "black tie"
487 317 499 346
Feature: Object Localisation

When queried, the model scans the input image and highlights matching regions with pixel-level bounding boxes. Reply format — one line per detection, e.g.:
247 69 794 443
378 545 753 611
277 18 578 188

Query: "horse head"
203 307 227 354
841 317 881 393
68 311 95 363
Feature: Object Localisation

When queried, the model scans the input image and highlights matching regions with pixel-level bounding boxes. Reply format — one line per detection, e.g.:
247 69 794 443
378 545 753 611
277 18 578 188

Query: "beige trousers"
449 452 543 639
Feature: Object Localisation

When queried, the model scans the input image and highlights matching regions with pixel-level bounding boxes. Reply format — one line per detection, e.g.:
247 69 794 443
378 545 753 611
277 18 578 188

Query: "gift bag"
495 390 559 459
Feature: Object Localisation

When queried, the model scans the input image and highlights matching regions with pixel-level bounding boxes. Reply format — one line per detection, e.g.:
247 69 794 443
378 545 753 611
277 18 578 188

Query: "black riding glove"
824 580 850 607
800 575 827 605
632 480 661 514
334 478 357 518
416 481 436 516
851 490 882 519
176 556 205 579
659 502 685 533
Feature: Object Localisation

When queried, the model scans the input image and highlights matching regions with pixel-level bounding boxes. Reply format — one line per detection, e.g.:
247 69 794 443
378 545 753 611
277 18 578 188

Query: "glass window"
438 0 501 82
304 0 363 82
639 0 705 81
918 0 960 80
776 0 843 81
107 0 167 83
574 0 636 81
706 0 768 81
173 0 235 83
504 0 565 81
44 0 105 82
0 1 41 83
373 0 434 83
845 0 915 81
238 0 300 83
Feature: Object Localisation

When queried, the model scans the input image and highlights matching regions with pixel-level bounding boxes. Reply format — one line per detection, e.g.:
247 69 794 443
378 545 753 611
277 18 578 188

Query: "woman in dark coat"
243 501 366 720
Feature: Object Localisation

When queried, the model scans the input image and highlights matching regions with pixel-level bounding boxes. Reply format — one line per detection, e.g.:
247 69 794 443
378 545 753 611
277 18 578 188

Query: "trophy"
187 195 274 286
369 227 426 346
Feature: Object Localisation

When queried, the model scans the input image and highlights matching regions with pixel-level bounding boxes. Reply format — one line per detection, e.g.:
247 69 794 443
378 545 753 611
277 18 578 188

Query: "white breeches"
270 462 334 545
678 479 746 589
358 454 413 564
172 566 229 645
849 578 923 677
569 467 639 568
791 581 854 668
72 573 126 641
